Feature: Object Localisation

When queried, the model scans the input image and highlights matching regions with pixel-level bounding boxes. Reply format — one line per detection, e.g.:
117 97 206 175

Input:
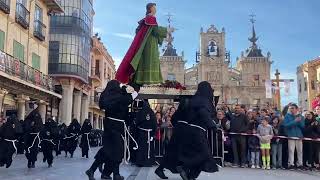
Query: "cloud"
112 56 123 69
112 33 134 40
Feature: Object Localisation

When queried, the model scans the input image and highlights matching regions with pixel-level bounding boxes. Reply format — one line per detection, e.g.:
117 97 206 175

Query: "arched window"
207 40 218 56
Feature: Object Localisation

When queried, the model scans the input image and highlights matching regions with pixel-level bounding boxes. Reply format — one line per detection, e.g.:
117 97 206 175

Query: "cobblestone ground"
1 149 320 180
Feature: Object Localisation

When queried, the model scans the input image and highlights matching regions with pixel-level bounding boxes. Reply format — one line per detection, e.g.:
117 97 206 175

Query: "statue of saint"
115 3 168 85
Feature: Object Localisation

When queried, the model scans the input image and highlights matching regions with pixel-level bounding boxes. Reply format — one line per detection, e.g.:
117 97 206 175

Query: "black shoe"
113 175 124 180
176 166 189 180
43 158 46 163
155 167 168 179
101 174 112 180
0 162 4 167
6 160 12 168
85 169 95 180
288 165 295 170
31 162 35 168
48 164 52 168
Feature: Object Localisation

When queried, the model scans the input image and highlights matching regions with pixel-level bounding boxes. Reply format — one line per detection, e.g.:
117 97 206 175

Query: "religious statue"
115 3 168 85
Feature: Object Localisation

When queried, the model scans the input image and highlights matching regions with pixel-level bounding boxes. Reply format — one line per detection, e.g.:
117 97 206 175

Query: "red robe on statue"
115 16 158 84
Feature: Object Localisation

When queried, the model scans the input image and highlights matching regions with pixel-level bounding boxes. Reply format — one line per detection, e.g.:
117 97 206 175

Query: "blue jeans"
250 151 260 166
271 143 282 168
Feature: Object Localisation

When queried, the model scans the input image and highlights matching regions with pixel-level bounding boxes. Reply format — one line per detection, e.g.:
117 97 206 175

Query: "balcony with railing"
0 0 10 14
34 20 46 41
15 3 29 29
89 95 100 109
90 67 101 87
0 49 53 91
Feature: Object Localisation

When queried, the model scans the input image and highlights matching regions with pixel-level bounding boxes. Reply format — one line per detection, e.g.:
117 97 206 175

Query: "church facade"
160 21 274 108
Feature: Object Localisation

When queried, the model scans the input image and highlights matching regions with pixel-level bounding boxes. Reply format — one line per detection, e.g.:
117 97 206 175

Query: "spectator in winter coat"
283 104 305 169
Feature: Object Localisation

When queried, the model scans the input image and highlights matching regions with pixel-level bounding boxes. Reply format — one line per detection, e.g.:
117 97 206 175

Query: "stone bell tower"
198 25 230 88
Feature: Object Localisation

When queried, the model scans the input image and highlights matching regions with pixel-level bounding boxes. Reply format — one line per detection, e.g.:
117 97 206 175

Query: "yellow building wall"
0 0 50 74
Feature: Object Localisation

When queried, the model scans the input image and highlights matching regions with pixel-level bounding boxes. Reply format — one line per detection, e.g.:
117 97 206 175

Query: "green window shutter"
13 40 24 62
32 53 40 70
0 30 4 51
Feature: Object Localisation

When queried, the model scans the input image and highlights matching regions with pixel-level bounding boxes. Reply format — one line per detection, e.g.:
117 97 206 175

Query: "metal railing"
0 0 10 14
34 20 46 41
15 2 30 29
0 50 53 91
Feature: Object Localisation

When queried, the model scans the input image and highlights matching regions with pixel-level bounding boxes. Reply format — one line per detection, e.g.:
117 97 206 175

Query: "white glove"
150 137 154 141
131 91 138 100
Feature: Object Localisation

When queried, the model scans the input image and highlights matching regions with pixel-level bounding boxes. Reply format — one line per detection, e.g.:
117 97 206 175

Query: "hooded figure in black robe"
178 81 219 180
40 118 58 167
24 108 43 168
0 115 22 168
55 123 67 156
16 119 25 154
65 119 81 158
80 119 92 158
134 99 157 167
155 97 191 179
86 80 138 180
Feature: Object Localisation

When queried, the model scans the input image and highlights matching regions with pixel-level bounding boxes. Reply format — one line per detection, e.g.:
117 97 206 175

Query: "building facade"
89 34 116 129
48 0 94 125
184 22 273 108
0 0 62 121
297 57 320 111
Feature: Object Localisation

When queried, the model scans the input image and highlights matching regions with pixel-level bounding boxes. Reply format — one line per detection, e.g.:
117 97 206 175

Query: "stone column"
38 100 48 123
73 90 82 122
61 83 74 126
89 112 94 128
80 94 89 125
95 115 99 129
17 95 29 120
0 89 8 115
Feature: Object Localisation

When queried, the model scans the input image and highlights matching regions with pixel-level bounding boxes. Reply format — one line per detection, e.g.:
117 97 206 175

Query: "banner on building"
284 79 291 96
265 79 272 99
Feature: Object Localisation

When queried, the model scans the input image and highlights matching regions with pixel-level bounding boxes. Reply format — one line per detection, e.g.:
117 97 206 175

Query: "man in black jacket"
230 104 249 167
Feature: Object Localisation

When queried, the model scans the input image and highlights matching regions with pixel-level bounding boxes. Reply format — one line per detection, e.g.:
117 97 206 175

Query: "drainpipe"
26 0 35 65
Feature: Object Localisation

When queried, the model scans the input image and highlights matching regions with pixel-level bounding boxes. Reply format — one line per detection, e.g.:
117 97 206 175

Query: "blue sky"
93 0 320 105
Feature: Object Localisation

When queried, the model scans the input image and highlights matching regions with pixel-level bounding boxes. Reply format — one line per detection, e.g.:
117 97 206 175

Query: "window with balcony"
34 5 46 41
13 40 24 62
0 0 10 14
15 0 29 29
32 53 40 70
0 30 4 51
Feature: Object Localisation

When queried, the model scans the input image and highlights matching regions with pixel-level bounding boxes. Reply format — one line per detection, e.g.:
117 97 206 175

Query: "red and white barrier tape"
226 132 320 142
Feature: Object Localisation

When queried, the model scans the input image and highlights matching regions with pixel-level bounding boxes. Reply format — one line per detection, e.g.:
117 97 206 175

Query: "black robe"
65 119 81 156
24 109 43 163
0 115 21 168
160 97 191 173
80 120 93 157
179 81 218 178
55 123 67 156
134 100 157 167
40 119 58 165
96 80 134 163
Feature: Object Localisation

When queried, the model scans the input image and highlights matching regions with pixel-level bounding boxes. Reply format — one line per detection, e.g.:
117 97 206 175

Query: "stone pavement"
137 166 320 180
1 148 320 180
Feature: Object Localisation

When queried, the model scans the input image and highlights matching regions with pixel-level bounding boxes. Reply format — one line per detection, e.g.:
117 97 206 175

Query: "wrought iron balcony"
15 3 29 29
0 49 53 91
0 0 10 14
34 20 46 41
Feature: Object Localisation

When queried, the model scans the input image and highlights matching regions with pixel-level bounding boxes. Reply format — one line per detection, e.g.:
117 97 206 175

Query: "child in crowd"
271 117 283 169
248 129 260 168
257 117 274 170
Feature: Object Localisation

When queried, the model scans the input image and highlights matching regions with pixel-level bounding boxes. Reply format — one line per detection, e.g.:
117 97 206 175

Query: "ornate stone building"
89 34 116 129
297 57 320 111
185 21 273 108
